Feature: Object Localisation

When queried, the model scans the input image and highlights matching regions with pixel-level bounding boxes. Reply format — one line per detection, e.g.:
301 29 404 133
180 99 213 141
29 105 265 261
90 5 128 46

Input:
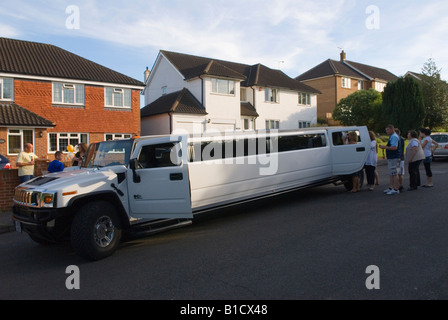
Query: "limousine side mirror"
129 158 141 183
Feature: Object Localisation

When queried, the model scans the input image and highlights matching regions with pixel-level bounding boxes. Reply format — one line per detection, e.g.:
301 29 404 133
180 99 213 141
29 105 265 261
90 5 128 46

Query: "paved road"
1 160 448 302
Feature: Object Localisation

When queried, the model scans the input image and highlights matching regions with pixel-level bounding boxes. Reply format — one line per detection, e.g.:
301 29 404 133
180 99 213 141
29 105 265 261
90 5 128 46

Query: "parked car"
430 132 448 160
0 154 11 169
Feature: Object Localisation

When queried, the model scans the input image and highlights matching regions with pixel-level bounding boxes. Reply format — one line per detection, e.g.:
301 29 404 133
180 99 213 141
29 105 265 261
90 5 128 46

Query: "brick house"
296 51 398 122
0 37 145 168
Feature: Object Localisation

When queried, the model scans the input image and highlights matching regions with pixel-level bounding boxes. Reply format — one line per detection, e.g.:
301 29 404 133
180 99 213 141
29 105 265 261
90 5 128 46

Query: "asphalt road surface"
1 160 448 302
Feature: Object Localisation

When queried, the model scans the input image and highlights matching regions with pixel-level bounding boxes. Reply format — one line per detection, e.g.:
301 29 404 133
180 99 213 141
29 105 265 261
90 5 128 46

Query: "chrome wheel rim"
94 216 115 248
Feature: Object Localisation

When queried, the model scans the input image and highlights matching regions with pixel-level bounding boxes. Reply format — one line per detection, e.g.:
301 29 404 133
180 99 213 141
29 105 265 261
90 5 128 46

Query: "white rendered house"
141 50 320 135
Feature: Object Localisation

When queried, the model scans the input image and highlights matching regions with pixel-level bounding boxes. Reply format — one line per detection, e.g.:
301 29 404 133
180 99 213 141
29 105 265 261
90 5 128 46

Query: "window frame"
298 92 311 105
0 78 14 101
265 88 279 103
211 78 235 96
7 128 34 155
105 87 132 109
341 77 351 89
48 132 88 153
52 82 85 105
265 119 280 129
105 133 133 141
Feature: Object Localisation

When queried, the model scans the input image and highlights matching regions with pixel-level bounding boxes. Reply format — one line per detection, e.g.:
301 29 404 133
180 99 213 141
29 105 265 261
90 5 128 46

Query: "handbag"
414 139 426 162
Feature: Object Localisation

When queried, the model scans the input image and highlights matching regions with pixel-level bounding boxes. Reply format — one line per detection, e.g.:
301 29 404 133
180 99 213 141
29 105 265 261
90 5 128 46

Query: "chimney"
340 50 346 61
144 67 151 82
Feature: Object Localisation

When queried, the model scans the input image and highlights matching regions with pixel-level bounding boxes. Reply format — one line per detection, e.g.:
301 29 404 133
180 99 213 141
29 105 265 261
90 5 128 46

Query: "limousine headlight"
40 193 55 208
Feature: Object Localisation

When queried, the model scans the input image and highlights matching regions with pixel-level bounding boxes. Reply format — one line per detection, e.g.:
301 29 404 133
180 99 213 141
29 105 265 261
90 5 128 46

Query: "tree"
333 88 382 130
381 77 425 135
420 58 448 130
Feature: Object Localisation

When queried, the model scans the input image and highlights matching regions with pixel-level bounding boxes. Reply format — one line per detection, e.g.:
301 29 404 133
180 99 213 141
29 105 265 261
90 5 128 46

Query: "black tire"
70 201 122 261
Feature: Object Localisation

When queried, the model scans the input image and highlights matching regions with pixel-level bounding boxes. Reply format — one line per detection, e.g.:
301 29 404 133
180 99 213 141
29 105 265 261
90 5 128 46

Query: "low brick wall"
0 169 20 211
0 159 72 211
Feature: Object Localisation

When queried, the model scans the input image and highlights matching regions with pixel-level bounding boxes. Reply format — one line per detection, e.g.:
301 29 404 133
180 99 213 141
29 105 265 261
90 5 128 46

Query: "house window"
7 129 33 155
49 132 88 152
105 133 132 141
298 121 311 129
161 86 167 96
298 92 311 105
243 118 254 131
53 82 84 105
375 82 386 92
240 88 247 102
357 80 365 90
211 78 235 95
0 78 14 101
341 77 351 89
265 119 280 129
105 87 132 108
265 88 278 103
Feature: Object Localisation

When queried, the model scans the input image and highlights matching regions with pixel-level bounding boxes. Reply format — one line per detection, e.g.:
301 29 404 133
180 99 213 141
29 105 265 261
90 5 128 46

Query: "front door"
127 136 192 219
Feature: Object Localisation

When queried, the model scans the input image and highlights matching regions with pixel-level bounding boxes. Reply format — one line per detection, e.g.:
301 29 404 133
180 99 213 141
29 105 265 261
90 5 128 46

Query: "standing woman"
72 143 88 166
348 131 361 192
420 128 438 187
405 130 425 190
364 131 378 191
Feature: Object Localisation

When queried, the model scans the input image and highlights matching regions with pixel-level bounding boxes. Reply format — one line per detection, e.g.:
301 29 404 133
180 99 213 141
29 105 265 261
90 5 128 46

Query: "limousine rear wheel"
71 201 122 261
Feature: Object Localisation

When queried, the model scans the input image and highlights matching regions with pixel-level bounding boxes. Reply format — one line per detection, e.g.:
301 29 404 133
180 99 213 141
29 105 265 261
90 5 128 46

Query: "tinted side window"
137 143 180 168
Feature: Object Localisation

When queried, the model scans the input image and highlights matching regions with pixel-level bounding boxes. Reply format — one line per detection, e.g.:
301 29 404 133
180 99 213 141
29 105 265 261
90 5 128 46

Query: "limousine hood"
21 167 121 192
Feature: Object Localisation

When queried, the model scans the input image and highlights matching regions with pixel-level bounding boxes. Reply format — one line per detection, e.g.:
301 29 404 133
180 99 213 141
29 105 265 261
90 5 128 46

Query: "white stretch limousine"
13 126 369 260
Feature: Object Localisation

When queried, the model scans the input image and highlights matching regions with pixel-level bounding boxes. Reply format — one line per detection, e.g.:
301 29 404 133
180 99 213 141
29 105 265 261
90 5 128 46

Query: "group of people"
353 124 438 195
16 142 88 183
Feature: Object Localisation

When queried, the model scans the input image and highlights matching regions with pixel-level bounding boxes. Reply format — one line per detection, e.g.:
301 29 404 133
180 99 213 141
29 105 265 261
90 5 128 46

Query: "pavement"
0 210 14 234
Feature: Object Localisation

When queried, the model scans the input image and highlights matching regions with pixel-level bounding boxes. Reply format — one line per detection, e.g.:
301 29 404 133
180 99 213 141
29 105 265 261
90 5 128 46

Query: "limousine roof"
131 126 366 143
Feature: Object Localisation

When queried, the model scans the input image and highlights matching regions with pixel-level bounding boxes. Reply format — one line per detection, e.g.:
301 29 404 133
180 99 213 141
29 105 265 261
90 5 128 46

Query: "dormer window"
105 87 132 108
211 78 235 95
0 78 14 101
53 82 84 105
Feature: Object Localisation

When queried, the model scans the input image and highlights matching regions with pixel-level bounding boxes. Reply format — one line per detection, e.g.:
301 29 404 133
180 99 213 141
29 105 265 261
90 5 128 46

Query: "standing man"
395 128 405 192
47 151 65 173
16 143 39 183
379 125 401 195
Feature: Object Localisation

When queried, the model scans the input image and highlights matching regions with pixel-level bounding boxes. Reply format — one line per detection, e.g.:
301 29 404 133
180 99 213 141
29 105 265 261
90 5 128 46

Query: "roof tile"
0 37 144 87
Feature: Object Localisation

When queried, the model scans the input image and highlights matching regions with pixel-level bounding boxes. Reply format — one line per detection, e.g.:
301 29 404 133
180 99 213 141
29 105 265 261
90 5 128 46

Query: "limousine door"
127 136 192 219
328 127 370 175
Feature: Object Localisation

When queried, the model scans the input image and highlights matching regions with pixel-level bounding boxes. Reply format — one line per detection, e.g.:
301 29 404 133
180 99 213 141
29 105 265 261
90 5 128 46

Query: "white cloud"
2 0 448 80
0 24 20 38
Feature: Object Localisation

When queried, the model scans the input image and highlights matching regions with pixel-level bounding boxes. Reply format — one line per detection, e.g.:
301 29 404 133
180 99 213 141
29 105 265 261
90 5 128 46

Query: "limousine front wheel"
71 201 122 261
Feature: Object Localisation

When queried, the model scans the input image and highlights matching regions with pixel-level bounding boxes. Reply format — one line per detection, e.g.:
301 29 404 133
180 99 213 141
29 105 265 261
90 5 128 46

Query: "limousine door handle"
356 147 365 152
170 172 183 181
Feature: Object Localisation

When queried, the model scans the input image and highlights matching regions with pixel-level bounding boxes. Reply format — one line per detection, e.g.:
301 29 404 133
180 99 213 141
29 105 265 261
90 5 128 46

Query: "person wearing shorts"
379 125 401 195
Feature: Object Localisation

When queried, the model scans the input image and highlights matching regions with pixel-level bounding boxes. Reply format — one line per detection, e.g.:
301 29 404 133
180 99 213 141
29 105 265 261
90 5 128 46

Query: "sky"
1 0 448 103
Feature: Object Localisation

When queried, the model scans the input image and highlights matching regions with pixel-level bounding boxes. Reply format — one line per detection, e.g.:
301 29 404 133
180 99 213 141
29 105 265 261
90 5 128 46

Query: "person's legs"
19 175 34 183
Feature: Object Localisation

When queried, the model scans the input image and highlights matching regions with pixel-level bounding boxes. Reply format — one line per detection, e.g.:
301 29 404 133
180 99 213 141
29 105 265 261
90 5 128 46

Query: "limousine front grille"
14 188 40 207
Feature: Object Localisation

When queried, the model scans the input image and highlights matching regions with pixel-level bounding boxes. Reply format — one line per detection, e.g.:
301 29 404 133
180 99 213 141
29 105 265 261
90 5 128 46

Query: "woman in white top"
364 131 378 191
420 128 439 187
405 130 425 190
